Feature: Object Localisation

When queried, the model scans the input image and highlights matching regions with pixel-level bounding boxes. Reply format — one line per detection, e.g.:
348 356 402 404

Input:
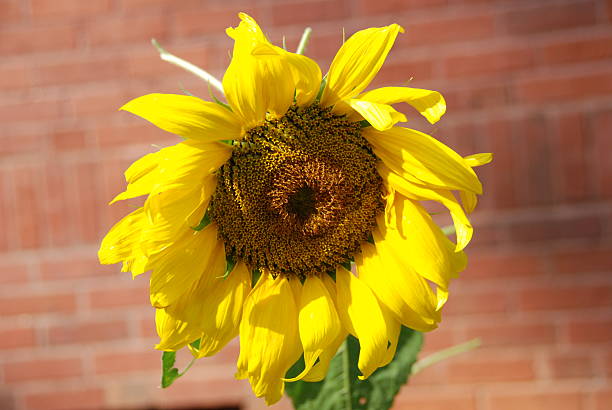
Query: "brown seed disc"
210 104 384 278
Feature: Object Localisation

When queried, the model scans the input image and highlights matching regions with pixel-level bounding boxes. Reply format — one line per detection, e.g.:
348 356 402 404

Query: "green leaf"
285 326 423 410
161 351 180 388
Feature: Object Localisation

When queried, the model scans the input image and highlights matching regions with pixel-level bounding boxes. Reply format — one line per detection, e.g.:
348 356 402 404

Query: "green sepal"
285 327 423 410
161 351 180 388
315 74 328 102
441 224 456 236
359 120 371 128
192 211 211 231
219 255 237 279
251 269 262 288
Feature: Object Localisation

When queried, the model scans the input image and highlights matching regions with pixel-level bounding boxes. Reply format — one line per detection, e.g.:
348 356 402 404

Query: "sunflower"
99 13 491 405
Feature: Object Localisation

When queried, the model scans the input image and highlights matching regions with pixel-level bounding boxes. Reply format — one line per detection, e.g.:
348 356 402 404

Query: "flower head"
99 13 491 405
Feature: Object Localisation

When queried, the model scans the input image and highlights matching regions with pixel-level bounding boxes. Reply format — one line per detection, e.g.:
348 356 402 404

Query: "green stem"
152 39 225 96
296 27 312 55
411 338 481 375
341 340 353 410
178 357 196 377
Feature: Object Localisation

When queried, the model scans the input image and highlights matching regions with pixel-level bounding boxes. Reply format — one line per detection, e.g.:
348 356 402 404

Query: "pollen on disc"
210 104 384 279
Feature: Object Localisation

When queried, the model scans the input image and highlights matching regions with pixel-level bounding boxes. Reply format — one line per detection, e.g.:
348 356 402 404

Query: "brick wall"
0 0 610 409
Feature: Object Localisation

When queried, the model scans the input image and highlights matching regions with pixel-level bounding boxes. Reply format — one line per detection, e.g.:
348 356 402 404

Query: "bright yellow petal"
380 305 401 367
335 267 387 380
321 24 404 107
359 87 446 124
98 207 146 266
190 261 251 357
148 223 220 308
376 195 466 292
379 163 473 251
155 238 226 351
355 242 439 331
236 272 302 405
346 99 406 131
223 13 321 128
120 93 242 141
365 126 483 194
464 152 493 167
285 276 341 382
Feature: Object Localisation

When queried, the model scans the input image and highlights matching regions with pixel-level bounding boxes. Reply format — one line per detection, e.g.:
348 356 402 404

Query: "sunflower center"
210 104 384 279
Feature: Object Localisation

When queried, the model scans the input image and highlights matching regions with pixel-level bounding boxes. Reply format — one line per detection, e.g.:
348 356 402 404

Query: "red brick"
567 318 612 344
24 388 105 410
519 285 611 311
502 1 597 35
593 389 612 410
549 352 596 379
444 289 508 316
444 83 511 113
0 101 64 123
88 14 168 46
542 34 612 65
372 59 434 86
48 319 128 345
464 323 556 347
357 0 447 15
404 14 496 46
515 71 612 103
0 25 77 55
486 391 583 410
74 161 105 243
94 350 159 374
0 133 40 157
466 251 547 279
94 121 173 147
0 62 32 91
4 358 82 383
72 91 128 119
40 254 114 280
51 130 87 151
485 120 518 209
139 317 157 338
125 44 211 79
41 162 78 247
552 246 612 275
34 58 127 86
88 285 149 309
395 391 476 410
447 357 535 383
13 165 46 249
444 48 534 78
0 327 36 350
508 215 602 243
0 0 22 23
271 0 349 26
0 293 76 316
31 0 111 19
555 113 593 202
0 262 29 284
592 109 612 198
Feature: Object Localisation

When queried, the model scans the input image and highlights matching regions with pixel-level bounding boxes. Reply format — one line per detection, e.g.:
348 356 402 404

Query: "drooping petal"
155 238 227 351
379 163 473 251
379 305 401 366
223 13 321 128
191 261 251 357
98 207 146 266
149 223 220 308
120 94 242 141
321 24 404 107
335 267 387 380
376 195 466 292
285 276 341 382
464 152 493 167
365 127 482 194
355 242 439 331
347 99 406 131
358 87 446 124
236 272 302 405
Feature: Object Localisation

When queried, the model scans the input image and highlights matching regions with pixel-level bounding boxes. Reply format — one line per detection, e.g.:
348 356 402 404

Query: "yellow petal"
379 163 473 251
460 191 478 214
223 13 321 128
321 24 404 107
120 93 242 141
347 99 406 131
335 267 387 380
302 328 347 382
359 87 446 124
284 276 341 382
191 261 251 357
236 273 302 405
365 126 482 194
376 196 466 292
380 305 401 366
355 242 439 331
98 207 146 266
149 223 220 308
464 152 493 167
155 239 226 351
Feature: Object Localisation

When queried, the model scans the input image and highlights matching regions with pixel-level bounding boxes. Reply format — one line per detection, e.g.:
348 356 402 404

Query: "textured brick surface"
1 0 611 409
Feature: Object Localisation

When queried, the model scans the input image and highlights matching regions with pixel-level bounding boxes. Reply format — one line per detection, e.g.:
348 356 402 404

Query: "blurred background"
1 0 611 409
